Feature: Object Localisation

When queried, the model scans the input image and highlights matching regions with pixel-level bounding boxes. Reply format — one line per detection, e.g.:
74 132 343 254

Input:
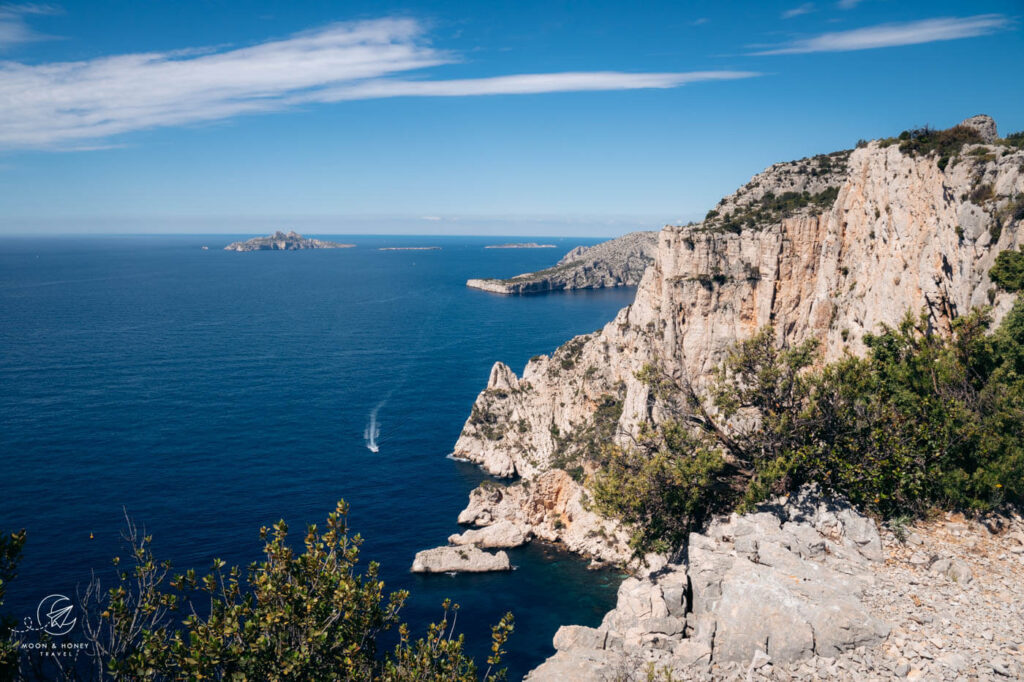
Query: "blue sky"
0 0 1021 236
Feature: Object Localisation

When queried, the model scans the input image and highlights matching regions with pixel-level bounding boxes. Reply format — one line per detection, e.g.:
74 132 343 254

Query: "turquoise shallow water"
0 234 634 679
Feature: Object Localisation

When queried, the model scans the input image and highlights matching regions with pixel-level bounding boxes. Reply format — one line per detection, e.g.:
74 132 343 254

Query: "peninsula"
467 230 657 294
224 231 354 251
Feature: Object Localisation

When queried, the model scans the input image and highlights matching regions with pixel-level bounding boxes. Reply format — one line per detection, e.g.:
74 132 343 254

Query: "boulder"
959 114 998 143
448 520 530 548
410 545 511 573
689 492 890 664
928 557 974 584
553 625 608 652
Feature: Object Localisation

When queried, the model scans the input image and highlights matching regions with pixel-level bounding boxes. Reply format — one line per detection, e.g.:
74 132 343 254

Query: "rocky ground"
526 490 1024 681
698 511 1024 682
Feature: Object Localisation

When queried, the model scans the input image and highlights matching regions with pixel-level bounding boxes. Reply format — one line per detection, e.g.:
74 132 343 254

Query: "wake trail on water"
364 401 384 452
362 288 456 453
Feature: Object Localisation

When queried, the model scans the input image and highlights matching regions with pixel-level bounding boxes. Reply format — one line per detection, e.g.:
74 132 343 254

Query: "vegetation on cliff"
2 502 512 681
592 262 1024 556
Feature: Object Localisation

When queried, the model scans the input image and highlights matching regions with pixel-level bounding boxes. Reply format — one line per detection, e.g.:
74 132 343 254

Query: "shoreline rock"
410 545 511 574
455 472 633 566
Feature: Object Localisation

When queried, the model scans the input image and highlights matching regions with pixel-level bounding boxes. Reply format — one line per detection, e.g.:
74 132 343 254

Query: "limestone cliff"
450 115 1024 560
466 231 657 294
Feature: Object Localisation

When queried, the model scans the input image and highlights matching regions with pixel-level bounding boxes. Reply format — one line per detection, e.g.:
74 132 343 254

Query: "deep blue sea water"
0 234 635 679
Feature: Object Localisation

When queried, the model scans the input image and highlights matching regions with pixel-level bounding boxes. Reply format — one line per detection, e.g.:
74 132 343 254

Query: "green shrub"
990 248 1024 292
594 295 1024 553
1001 130 1024 148
36 501 514 681
591 424 725 556
897 125 984 158
0 530 26 679
704 187 839 234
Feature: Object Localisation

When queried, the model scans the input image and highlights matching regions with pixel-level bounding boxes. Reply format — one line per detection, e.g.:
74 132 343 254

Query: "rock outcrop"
224 230 354 251
527 488 890 680
466 231 658 294
410 545 511 573
454 472 633 565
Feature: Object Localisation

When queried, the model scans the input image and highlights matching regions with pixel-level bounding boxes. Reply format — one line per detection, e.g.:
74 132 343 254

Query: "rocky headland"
429 115 1024 679
224 230 354 251
466 230 658 294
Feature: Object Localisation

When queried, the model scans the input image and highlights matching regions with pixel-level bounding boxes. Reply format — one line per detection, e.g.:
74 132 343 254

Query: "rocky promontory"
466 231 657 294
224 231 354 251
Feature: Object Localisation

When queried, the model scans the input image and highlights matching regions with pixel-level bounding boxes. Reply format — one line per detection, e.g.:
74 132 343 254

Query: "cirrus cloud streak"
751 14 1010 55
0 17 758 151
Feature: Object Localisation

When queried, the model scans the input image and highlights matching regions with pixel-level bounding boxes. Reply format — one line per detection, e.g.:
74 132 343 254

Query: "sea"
0 234 637 680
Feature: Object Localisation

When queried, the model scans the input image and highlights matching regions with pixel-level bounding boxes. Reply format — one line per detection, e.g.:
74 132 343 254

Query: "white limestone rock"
410 545 511 574
447 520 530 548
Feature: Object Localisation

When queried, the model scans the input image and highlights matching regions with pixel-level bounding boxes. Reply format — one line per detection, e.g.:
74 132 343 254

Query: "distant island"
379 246 441 251
484 243 557 249
467 231 657 294
224 231 355 252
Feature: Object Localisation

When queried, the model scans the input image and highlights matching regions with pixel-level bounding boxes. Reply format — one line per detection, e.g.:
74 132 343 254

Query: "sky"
0 0 1021 236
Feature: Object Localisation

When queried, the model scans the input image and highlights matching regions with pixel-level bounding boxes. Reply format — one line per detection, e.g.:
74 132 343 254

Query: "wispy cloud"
751 14 1009 55
782 4 815 19
312 71 756 101
0 17 758 151
0 2 58 49
837 0 862 9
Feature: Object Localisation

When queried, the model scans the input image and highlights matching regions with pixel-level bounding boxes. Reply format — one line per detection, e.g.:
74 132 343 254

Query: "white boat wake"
364 402 383 452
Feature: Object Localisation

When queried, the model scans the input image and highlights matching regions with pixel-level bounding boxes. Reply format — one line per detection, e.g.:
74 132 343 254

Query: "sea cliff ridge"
435 115 1024 679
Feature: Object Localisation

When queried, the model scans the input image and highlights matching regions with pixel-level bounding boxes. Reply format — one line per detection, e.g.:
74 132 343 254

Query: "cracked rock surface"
527 487 1024 681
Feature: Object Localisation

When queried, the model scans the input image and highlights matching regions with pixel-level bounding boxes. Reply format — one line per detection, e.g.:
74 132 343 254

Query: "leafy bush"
990 248 1024 292
5 503 513 680
1001 130 1024 149
897 125 984 159
591 422 725 556
707 187 840 234
592 293 1024 553
0 530 26 679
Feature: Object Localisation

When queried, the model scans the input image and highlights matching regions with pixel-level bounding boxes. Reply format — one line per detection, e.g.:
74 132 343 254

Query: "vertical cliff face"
450 116 1024 557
